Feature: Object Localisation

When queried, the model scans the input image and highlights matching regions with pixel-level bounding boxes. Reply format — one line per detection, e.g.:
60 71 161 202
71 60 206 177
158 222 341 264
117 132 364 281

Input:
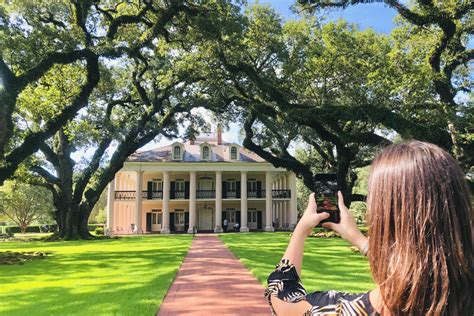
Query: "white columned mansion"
106 128 297 234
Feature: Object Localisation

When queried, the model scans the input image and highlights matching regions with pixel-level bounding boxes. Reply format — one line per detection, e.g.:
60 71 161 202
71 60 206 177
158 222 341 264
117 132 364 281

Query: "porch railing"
197 190 215 199
142 190 163 199
115 191 136 200
174 190 185 199
115 189 291 200
272 189 291 198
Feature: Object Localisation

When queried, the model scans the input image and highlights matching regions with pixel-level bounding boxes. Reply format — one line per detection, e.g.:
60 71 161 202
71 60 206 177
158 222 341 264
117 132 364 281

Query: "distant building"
106 127 297 234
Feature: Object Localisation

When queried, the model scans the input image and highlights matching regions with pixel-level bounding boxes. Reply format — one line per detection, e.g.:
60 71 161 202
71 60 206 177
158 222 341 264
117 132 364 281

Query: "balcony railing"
272 189 291 198
226 191 237 198
142 190 163 199
174 191 185 199
197 190 215 199
115 191 136 200
115 189 291 200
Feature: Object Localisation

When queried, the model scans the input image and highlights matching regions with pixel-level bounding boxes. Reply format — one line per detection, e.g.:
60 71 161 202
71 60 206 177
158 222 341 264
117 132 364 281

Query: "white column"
275 177 280 228
240 171 249 232
265 171 274 231
214 171 223 233
135 171 143 234
282 176 287 229
188 171 197 234
162 171 171 234
289 172 298 229
106 178 115 235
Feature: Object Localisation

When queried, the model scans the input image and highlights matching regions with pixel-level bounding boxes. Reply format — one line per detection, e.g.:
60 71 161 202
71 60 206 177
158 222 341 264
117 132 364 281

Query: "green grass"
220 232 374 293
0 235 193 316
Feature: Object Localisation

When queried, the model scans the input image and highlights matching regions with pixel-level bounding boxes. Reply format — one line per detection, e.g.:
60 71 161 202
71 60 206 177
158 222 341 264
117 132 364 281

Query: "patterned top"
265 259 379 316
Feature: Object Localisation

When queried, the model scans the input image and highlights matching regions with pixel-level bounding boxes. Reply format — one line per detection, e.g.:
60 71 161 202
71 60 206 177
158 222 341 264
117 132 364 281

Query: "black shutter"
170 212 175 232
170 181 176 199
222 181 227 198
146 213 152 232
222 211 227 222
185 181 190 199
257 181 262 198
185 211 189 232
236 181 241 198
147 182 153 199
257 211 263 230
236 211 241 226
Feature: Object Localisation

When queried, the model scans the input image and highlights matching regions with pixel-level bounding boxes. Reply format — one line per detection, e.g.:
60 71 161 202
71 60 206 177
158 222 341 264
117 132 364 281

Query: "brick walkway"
157 235 269 316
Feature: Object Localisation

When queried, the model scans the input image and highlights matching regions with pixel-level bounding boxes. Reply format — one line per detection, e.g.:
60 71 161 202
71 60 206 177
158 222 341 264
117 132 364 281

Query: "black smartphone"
314 173 340 225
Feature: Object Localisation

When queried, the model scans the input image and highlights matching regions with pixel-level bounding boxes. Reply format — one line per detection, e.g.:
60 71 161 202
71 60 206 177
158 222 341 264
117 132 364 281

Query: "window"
152 210 162 225
226 208 236 222
248 179 257 191
230 146 238 160
175 179 185 192
202 145 210 160
173 145 181 160
152 180 162 191
175 210 185 225
227 179 236 191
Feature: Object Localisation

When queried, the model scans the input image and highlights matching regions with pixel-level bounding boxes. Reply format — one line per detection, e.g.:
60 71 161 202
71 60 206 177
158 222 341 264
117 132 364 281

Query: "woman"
265 141 473 315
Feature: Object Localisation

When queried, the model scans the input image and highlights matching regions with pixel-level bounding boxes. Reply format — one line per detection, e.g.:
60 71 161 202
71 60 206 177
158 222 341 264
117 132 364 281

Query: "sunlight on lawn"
0 235 192 316
220 232 374 293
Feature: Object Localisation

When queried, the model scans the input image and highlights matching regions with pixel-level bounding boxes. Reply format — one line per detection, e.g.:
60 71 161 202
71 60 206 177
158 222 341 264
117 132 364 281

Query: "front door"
248 209 258 230
151 210 162 232
198 207 214 231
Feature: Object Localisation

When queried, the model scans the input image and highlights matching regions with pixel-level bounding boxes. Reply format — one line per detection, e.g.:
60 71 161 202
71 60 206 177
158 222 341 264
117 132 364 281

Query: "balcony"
271 189 291 199
115 191 136 200
196 190 215 199
115 189 291 200
143 190 163 199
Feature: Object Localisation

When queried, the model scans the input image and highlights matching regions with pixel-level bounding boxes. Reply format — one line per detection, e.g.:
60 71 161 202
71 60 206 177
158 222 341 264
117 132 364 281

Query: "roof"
126 140 266 163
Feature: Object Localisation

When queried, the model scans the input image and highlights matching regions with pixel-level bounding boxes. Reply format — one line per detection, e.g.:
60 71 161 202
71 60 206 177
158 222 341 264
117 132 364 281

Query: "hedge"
88 224 105 231
0 225 58 234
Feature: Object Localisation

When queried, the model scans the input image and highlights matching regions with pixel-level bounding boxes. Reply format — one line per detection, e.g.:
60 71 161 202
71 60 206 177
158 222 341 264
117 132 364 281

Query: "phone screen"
314 173 340 224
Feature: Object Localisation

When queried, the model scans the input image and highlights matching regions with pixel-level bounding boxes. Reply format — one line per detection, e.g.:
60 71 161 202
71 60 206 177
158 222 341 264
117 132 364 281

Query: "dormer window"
202 145 210 160
172 142 184 160
200 142 212 161
173 146 181 159
230 146 238 160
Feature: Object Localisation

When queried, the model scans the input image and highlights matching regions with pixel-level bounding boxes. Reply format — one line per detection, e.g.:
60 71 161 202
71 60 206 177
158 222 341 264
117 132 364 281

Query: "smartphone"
314 173 340 225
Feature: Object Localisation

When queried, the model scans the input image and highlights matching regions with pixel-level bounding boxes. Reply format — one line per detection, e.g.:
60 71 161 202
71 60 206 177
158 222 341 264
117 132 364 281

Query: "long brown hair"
367 140 473 315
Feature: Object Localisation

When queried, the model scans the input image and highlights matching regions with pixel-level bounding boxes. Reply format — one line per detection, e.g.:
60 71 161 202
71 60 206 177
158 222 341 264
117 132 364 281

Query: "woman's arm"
283 193 329 275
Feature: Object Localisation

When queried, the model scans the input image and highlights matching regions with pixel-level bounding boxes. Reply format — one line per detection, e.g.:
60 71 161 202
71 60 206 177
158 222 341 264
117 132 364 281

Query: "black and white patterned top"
265 259 378 316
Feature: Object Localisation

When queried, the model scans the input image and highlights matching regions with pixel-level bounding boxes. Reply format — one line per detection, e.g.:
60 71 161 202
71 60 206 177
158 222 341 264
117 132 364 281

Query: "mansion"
106 128 297 234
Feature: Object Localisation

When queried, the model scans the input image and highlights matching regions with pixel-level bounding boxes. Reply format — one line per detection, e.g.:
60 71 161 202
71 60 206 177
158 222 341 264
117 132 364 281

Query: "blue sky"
252 0 398 34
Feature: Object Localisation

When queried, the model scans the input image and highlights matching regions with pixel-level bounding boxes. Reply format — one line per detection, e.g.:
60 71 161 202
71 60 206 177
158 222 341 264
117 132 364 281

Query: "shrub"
0 225 58 234
94 227 104 236
5 226 41 234
88 224 104 231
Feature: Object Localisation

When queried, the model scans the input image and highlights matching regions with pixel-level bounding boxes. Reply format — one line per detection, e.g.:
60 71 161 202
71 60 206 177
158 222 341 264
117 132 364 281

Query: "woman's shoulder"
266 259 378 315
306 290 377 315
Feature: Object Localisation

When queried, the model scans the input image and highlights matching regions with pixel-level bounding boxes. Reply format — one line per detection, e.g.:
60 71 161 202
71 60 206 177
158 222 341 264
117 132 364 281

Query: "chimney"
217 124 222 145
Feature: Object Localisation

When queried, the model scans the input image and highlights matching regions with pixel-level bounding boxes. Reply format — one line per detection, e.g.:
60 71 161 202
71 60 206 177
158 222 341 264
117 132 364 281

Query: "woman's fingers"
306 193 317 213
337 191 347 212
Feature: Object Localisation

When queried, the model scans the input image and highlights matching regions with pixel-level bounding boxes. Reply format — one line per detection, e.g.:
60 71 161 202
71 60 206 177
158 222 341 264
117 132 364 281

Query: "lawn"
0 235 193 316
220 232 374 294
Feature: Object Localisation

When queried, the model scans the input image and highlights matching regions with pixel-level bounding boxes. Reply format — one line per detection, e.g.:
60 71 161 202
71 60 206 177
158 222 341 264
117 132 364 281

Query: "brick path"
157 235 269 316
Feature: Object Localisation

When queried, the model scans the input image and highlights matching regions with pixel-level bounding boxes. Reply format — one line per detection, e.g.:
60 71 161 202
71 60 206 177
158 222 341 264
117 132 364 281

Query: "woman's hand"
294 193 330 237
322 191 367 250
